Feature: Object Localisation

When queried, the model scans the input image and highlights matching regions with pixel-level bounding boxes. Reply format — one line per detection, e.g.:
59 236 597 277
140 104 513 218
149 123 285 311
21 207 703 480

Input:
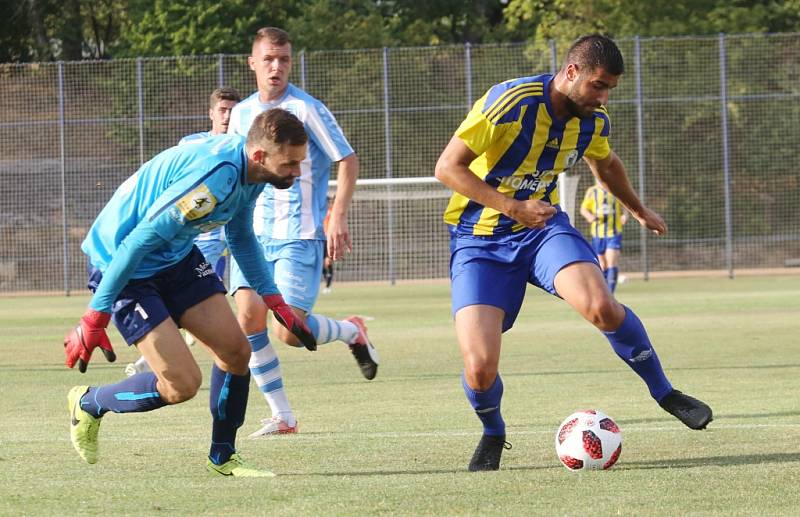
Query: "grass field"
2 275 800 515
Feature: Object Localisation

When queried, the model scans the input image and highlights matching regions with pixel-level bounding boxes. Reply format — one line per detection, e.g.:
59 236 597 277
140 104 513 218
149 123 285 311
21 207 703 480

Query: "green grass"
2 276 800 515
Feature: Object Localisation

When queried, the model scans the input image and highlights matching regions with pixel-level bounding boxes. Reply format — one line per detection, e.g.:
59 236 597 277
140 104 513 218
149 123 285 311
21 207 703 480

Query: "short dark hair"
209 86 241 109
565 34 624 76
253 27 291 48
247 108 307 149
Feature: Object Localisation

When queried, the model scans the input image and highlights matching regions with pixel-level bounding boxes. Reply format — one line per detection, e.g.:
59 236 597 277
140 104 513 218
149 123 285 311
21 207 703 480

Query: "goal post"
328 174 587 283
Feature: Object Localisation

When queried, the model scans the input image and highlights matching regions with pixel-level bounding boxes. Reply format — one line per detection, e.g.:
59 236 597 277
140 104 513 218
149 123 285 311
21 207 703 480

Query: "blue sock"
209 364 250 465
462 372 505 436
604 306 673 401
606 267 619 293
81 372 166 418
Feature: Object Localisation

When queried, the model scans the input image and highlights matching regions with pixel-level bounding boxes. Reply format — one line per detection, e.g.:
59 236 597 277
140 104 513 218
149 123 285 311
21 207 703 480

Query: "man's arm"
580 206 597 225
434 136 556 229
327 153 358 261
583 151 666 235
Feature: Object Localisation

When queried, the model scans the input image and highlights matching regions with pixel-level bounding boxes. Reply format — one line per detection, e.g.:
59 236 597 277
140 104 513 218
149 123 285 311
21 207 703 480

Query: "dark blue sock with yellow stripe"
81 372 166 417
209 364 250 465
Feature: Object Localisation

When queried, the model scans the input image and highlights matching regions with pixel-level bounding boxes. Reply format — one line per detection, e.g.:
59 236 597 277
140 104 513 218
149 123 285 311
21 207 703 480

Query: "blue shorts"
450 211 599 332
229 239 323 313
196 238 228 278
87 246 227 345
591 234 623 255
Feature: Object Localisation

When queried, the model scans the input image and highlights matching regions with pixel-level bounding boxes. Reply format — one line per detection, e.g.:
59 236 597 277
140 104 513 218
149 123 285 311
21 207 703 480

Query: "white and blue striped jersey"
81 134 278 311
227 84 354 241
178 131 225 243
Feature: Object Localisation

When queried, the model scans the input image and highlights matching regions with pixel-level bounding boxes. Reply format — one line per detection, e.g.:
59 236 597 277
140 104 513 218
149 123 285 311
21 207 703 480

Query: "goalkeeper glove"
262 294 317 351
64 308 117 373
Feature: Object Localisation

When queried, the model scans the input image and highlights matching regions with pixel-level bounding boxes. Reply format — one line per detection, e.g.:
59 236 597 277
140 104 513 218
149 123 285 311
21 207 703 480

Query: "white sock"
246 331 295 425
307 314 359 345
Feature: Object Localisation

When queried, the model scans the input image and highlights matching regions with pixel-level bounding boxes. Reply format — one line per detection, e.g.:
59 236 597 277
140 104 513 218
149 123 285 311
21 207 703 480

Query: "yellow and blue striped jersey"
443 74 612 236
581 184 625 238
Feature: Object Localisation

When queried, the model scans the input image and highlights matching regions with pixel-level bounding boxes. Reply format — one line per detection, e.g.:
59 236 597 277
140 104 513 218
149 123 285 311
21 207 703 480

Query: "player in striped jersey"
581 179 628 293
124 87 242 376
227 28 378 437
435 35 712 472
63 109 315 476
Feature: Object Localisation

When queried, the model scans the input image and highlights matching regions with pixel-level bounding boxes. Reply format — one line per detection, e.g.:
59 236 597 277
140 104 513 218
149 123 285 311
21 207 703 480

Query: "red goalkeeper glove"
64 308 117 373
262 294 317 351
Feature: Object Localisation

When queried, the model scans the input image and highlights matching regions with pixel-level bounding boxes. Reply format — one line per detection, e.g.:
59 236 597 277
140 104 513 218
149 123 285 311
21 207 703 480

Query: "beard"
564 93 596 119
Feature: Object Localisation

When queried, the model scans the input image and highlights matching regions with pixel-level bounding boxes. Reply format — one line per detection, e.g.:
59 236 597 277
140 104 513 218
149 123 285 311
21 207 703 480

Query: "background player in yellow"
581 178 628 293
435 34 713 472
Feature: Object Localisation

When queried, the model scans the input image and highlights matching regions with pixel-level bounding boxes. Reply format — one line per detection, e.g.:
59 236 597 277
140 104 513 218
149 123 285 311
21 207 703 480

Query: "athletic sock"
247 331 294 424
306 314 359 345
604 305 673 401
462 373 506 436
606 266 619 293
81 372 166 418
208 364 249 465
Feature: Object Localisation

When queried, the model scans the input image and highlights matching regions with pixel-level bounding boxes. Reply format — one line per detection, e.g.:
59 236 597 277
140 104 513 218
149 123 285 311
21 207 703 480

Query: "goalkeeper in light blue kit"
227 27 378 437
63 109 316 477
124 87 241 376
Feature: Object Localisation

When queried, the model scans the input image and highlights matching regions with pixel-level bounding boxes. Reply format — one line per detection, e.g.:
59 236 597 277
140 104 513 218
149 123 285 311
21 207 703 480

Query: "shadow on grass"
619 409 800 426
288 452 800 477
619 452 800 470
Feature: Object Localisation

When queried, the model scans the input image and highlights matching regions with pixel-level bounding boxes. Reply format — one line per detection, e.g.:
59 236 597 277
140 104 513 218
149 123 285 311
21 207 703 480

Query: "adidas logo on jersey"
545 138 560 149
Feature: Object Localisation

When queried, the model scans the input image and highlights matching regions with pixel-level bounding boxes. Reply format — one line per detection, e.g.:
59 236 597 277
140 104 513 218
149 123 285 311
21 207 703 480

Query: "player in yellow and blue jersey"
435 35 713 472
63 109 316 477
581 179 628 293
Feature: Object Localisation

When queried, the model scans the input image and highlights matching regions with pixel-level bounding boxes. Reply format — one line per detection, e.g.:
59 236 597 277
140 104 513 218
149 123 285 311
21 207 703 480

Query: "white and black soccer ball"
555 409 622 471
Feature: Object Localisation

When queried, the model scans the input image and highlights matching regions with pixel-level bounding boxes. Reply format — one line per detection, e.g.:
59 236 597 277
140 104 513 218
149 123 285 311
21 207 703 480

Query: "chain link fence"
1 34 799 292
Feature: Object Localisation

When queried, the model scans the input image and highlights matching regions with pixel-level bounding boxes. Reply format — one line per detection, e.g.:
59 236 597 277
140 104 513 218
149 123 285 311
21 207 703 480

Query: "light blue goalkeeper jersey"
81 134 278 312
178 131 224 243
227 84 353 241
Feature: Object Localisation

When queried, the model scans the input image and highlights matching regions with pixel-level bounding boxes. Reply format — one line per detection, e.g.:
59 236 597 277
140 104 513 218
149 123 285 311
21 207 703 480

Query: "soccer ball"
555 409 622 471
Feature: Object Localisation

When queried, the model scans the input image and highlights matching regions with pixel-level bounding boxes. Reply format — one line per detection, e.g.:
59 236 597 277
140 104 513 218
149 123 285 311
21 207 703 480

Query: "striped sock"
306 314 359 345
246 331 294 424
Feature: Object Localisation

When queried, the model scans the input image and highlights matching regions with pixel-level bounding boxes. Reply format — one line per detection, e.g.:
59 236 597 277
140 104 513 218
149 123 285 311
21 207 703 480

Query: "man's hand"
326 214 352 261
262 294 317 351
64 309 116 373
633 207 667 235
508 199 558 229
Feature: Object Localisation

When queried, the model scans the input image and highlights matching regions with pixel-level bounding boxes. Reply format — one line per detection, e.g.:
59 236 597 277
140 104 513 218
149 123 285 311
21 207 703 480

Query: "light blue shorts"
229 238 323 313
450 211 599 333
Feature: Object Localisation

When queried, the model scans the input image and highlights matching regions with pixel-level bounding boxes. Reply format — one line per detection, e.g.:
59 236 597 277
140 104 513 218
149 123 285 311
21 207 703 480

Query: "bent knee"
271 322 302 347
584 297 625 331
158 371 202 404
463 364 498 391
216 341 252 373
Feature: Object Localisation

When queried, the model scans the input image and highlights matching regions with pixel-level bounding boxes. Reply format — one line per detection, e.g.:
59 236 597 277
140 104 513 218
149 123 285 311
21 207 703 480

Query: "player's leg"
538 223 711 429
451 232 527 471
270 240 378 380
68 275 191 464
179 293 272 477
603 247 620 292
604 235 622 293
229 255 297 437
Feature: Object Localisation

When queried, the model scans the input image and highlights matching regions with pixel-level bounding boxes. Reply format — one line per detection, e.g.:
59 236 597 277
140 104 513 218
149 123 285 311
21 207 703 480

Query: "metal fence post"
383 47 395 285
634 36 649 280
58 61 69 295
719 33 734 278
549 39 558 73
136 57 145 165
217 53 224 86
465 42 472 106
299 50 306 90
